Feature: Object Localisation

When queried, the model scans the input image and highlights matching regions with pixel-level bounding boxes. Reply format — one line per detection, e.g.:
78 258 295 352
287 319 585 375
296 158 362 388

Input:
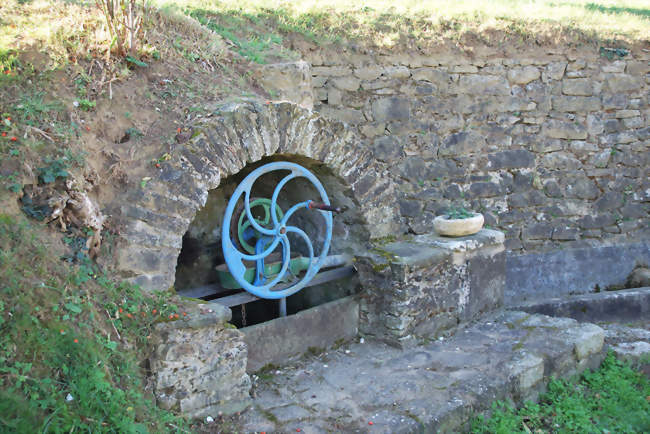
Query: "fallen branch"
105 308 122 341
25 125 54 142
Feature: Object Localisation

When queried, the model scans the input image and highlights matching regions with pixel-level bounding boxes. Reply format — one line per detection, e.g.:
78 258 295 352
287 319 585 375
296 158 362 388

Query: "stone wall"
298 48 649 252
355 229 505 347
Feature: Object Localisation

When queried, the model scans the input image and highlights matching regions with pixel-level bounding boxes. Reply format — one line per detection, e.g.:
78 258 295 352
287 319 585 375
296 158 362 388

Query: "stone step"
512 286 650 323
232 311 606 433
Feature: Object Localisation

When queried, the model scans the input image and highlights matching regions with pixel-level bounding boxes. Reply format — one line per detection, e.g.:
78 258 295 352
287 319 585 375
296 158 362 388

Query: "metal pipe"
279 297 287 317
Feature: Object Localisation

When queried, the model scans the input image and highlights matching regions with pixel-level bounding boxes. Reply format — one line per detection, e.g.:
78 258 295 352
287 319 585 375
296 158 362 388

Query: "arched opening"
175 154 369 328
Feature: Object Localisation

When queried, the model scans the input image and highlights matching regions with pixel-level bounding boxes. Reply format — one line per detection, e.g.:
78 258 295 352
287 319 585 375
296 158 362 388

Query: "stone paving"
220 310 608 433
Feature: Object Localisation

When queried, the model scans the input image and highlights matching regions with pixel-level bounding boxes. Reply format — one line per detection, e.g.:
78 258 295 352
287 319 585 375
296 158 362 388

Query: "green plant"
14 92 62 126
446 206 475 220
0 214 188 431
36 156 69 184
471 352 650 433
78 99 96 111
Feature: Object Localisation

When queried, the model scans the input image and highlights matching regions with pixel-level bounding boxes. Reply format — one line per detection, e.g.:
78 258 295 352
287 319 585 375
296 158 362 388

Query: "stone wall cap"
381 241 450 267
413 229 505 252
155 301 232 331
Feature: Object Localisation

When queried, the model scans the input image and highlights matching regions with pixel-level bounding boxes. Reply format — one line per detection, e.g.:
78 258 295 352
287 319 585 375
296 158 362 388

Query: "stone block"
327 87 342 105
439 131 486 157
507 66 540 85
545 62 567 80
256 61 314 109
151 316 251 418
561 78 593 96
354 65 384 80
552 96 601 112
522 223 553 240
588 151 610 168
543 179 563 198
570 323 605 361
601 131 637 145
470 182 503 198
331 75 361 91
564 177 599 200
372 97 410 122
411 68 450 89
383 65 411 78
602 93 629 109
488 149 535 169
586 114 605 136
601 60 626 73
605 74 642 92
577 214 616 229
356 230 505 346
318 106 366 124
531 138 564 153
603 119 621 133
457 74 510 95
542 120 587 140
552 226 579 241
312 65 351 76
399 199 423 217
541 151 581 170
620 203 647 219
622 117 643 129
372 135 403 162
613 341 650 368
451 64 479 73
508 354 544 398
626 61 650 75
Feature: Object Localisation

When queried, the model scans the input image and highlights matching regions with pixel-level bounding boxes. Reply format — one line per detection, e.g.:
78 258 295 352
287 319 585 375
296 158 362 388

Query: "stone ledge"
236 311 607 432
512 287 650 323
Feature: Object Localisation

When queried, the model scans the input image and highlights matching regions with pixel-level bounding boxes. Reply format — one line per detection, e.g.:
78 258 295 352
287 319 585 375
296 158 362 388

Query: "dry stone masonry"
302 49 649 252
109 46 649 423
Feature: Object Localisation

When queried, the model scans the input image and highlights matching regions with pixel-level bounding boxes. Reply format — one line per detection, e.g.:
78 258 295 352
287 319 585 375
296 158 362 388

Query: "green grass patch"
0 213 189 432
161 0 650 47
471 352 650 433
186 7 289 63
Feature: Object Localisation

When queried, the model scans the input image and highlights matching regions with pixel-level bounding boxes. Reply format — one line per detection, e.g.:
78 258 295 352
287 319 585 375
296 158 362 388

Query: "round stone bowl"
433 213 484 237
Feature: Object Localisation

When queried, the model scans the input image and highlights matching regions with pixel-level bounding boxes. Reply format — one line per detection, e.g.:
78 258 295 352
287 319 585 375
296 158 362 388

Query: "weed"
36 156 69 184
78 99 96 111
125 55 148 67
14 92 63 126
471 352 650 433
0 214 189 431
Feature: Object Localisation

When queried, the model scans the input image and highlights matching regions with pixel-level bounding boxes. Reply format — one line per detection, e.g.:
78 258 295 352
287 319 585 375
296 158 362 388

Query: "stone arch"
116 101 399 291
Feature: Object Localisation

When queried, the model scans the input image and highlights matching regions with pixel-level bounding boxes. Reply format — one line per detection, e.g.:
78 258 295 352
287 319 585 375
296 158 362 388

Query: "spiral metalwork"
221 162 333 299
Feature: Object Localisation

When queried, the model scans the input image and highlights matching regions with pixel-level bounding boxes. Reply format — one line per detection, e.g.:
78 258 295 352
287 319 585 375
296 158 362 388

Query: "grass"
0 212 190 432
471 352 650 433
159 0 649 48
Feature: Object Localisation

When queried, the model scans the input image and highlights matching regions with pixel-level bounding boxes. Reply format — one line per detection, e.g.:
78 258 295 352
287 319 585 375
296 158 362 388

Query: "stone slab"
243 296 359 372
233 311 606 433
505 242 650 304
513 287 650 323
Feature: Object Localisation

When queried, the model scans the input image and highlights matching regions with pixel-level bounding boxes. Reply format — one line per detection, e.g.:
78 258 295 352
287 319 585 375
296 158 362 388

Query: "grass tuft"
0 213 189 431
471 352 650 433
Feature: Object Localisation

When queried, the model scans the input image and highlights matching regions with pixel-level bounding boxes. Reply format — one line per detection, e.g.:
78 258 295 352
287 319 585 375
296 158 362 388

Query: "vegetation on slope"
169 0 649 57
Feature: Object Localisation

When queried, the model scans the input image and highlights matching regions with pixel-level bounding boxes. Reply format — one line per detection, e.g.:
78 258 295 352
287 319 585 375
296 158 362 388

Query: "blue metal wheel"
221 162 333 299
